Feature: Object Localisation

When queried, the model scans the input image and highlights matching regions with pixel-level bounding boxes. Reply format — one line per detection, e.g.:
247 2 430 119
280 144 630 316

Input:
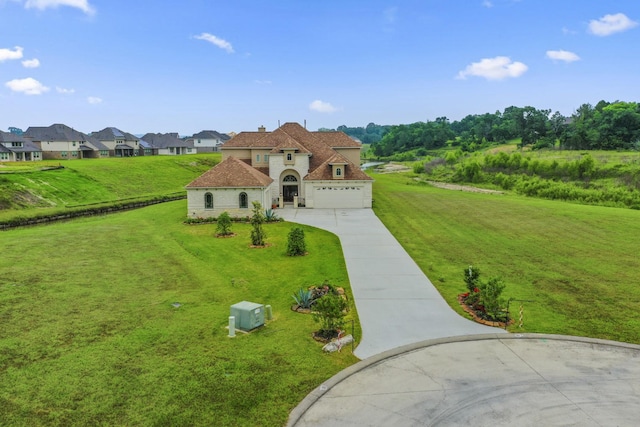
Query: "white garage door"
312 185 365 208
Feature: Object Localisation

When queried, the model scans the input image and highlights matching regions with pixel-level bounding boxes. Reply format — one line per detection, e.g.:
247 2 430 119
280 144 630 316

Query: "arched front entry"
280 171 301 203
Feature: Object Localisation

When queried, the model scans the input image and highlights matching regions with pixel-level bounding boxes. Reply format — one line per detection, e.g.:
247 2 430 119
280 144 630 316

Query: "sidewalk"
279 208 505 359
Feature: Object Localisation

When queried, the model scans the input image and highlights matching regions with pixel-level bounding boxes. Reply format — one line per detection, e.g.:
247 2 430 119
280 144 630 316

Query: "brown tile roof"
306 157 373 181
221 131 271 148
186 156 273 188
218 122 371 182
314 131 361 148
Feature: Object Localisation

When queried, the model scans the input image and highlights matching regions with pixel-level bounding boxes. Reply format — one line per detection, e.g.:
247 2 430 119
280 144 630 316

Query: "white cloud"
254 80 272 85
24 0 95 15
457 56 528 80
0 46 24 62
482 1 493 8
194 33 234 53
87 96 102 104
56 86 75 94
309 100 338 113
588 13 638 36
546 50 580 63
22 58 40 68
5 77 49 95
562 27 577 35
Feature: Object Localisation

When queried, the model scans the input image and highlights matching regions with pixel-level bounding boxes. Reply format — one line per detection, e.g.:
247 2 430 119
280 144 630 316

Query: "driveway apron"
279 208 505 360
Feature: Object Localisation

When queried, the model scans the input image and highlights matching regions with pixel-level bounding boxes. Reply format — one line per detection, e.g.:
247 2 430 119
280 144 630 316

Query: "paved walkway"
288 334 640 426
279 208 505 359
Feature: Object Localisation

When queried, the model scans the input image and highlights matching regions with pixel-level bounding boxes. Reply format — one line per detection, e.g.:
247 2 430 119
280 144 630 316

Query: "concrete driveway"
288 334 640 426
279 208 505 359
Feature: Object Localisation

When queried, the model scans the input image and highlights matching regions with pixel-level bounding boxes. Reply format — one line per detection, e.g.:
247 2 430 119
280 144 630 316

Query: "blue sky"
1 0 639 136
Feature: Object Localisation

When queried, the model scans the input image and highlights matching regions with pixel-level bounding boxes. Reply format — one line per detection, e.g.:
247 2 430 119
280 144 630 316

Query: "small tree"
313 293 347 339
250 201 266 246
216 211 233 236
479 277 506 321
464 265 481 293
286 227 306 256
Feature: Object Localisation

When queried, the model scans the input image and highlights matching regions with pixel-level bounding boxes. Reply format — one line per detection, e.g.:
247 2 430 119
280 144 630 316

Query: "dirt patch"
377 163 412 173
425 181 503 195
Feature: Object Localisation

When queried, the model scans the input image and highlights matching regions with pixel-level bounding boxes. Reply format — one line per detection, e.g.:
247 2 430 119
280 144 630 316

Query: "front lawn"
372 172 640 343
0 201 359 426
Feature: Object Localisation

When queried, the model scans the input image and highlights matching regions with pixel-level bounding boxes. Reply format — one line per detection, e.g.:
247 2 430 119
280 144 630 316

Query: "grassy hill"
0 155 219 222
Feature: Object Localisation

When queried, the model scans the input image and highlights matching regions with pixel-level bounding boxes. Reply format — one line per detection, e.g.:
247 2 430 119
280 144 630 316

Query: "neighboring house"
186 130 231 152
23 123 109 159
140 133 197 155
91 127 140 157
0 131 42 161
185 122 373 217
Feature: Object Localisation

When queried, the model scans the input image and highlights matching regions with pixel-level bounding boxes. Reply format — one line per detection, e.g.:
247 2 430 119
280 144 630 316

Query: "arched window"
205 192 214 209
283 175 298 183
336 167 342 176
239 192 248 209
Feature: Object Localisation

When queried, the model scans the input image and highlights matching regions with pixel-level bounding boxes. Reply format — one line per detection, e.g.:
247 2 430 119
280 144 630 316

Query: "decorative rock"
322 334 354 352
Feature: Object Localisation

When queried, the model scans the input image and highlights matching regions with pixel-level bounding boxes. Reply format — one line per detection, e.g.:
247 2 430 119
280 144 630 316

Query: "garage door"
312 185 365 208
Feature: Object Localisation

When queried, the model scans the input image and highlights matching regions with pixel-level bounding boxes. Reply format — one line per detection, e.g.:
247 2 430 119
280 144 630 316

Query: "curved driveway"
279 208 505 359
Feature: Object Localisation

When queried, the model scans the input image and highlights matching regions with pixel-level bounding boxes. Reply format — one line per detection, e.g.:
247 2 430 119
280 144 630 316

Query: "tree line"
327 100 640 156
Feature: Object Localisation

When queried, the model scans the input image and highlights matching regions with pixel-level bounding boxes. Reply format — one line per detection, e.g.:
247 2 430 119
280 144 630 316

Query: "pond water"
361 161 385 170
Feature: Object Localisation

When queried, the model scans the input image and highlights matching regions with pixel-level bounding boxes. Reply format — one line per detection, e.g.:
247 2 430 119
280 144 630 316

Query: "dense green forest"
327 100 640 156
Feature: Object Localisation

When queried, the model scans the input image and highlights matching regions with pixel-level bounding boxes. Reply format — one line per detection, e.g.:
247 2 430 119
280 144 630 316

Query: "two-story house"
0 131 42 161
187 130 230 152
140 133 197 156
23 123 109 159
91 127 140 157
185 122 373 217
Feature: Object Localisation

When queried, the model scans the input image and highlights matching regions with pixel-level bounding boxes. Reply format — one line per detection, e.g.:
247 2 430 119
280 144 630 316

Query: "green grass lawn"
0 155 219 220
0 201 359 426
372 172 640 343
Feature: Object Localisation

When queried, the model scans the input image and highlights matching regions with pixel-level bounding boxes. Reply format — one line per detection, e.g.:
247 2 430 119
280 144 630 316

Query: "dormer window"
331 163 347 179
287 153 292 161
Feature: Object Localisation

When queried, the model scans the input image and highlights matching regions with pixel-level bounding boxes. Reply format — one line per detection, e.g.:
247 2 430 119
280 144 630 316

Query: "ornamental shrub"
313 293 347 337
216 211 232 236
286 227 306 256
250 201 266 246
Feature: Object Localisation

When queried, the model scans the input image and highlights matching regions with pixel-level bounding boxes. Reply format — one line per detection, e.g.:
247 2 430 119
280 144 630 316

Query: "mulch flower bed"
458 294 513 328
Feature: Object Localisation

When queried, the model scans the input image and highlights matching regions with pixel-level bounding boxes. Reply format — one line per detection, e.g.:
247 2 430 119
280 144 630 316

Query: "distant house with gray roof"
186 130 230 152
91 127 140 157
140 133 196 155
0 131 42 161
23 123 108 160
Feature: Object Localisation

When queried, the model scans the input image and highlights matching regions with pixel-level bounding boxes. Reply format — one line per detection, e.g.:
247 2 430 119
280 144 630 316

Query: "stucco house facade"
185 122 373 218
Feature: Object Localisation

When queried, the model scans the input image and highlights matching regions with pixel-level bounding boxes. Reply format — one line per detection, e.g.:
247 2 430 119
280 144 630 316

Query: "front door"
282 174 299 202
283 185 298 202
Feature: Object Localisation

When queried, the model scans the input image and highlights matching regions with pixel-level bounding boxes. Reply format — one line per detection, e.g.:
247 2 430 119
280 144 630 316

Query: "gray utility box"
230 301 265 331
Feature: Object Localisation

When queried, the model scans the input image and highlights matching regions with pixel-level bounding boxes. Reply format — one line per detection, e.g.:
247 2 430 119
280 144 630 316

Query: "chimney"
258 125 266 133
